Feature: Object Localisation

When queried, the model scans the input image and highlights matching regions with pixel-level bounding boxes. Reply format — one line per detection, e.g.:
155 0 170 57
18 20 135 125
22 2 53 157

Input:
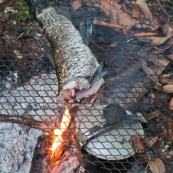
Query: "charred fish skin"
26 0 104 102
37 7 97 88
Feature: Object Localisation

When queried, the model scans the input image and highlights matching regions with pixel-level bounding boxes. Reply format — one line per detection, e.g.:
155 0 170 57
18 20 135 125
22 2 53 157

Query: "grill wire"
0 0 173 173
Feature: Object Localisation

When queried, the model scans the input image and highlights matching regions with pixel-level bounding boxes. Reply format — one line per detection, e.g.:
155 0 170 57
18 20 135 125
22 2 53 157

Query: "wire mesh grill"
0 0 173 173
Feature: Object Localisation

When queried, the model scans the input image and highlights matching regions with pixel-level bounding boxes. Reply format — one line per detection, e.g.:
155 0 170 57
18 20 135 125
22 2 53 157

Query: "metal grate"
0 0 173 173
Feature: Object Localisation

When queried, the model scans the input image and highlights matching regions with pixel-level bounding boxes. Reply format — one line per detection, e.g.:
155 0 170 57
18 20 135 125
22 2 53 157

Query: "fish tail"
25 0 48 13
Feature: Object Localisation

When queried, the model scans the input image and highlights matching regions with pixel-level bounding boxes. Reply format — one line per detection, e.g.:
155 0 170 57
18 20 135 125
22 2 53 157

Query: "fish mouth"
59 78 104 103
60 78 91 103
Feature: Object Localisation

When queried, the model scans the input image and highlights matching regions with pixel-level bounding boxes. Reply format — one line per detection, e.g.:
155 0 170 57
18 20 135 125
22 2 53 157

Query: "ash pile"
1 0 173 173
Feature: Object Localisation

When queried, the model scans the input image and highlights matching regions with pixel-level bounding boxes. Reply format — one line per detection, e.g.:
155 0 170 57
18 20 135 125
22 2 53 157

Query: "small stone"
110 42 117 48
36 33 42 37
13 50 23 59
5 81 12 89
13 20 17 25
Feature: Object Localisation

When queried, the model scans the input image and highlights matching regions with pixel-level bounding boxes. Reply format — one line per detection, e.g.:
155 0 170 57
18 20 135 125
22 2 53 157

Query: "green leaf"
2 13 10 22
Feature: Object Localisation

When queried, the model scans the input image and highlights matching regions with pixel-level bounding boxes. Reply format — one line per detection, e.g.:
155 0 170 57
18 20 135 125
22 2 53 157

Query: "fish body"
26 0 104 102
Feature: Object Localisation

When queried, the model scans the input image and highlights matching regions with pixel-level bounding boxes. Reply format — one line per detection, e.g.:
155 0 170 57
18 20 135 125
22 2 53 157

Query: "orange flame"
50 107 71 158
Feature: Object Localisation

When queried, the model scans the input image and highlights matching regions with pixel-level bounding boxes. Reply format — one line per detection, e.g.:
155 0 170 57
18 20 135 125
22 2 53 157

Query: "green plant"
2 12 10 22
16 0 32 22
24 26 33 36
160 0 172 3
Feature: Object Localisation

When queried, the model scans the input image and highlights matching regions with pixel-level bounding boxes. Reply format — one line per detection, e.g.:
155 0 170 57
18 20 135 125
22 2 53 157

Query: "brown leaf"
159 75 173 85
126 82 147 105
0 0 5 3
110 9 119 24
131 5 140 20
148 31 173 46
167 54 173 61
100 0 139 28
169 97 173 110
141 60 161 86
118 9 139 28
71 0 82 11
164 150 173 159
149 54 169 69
162 85 173 93
136 0 152 23
131 134 145 154
166 119 173 141
100 0 120 10
148 158 165 173
160 22 170 35
143 136 158 148
153 43 173 55
146 110 161 121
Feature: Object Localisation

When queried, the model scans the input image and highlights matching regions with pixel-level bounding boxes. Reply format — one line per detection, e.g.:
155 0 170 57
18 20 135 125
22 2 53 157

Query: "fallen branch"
0 114 56 131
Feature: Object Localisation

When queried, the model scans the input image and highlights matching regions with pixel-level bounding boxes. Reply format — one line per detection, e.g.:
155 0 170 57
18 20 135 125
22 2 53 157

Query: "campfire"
31 106 80 173
49 107 73 170
1 0 173 173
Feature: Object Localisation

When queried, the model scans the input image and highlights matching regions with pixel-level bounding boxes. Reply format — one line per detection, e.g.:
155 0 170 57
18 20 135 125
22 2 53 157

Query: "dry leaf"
0 0 5 3
160 22 170 35
153 43 173 55
162 85 173 93
126 82 147 105
100 0 139 28
117 9 139 28
110 9 119 24
167 54 173 61
148 158 165 173
13 50 23 59
166 119 173 141
71 0 82 11
136 0 152 22
169 97 173 110
131 134 145 154
159 75 173 85
164 150 173 159
106 0 121 9
131 5 140 20
149 54 170 69
146 110 161 121
141 60 161 85
143 136 158 148
148 31 173 46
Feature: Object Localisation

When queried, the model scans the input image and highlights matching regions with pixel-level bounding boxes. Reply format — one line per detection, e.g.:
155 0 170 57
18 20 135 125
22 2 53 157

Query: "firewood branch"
0 114 56 131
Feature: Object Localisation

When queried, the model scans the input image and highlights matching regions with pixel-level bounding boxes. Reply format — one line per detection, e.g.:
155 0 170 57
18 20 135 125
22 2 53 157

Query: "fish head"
59 77 90 103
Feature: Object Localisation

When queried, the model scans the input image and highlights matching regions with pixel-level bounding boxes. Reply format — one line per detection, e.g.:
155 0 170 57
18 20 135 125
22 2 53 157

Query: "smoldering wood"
0 114 56 131
30 135 51 173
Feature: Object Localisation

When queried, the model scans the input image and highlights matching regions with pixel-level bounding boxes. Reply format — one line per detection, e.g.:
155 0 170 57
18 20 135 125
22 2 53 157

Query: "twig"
155 0 173 20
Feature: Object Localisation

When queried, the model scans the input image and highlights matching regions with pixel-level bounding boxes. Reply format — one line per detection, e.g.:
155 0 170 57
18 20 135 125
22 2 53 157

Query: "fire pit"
1 0 173 173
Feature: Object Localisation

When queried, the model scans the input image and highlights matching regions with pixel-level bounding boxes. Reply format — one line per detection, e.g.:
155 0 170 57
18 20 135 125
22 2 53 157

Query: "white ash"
0 72 60 173
0 72 60 121
0 123 43 173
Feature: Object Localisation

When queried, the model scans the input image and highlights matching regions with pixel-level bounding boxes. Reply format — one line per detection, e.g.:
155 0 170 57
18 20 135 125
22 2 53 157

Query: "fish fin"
25 0 49 13
90 60 108 86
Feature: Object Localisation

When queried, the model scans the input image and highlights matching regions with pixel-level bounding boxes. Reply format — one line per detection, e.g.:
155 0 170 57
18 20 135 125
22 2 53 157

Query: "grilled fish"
25 0 105 102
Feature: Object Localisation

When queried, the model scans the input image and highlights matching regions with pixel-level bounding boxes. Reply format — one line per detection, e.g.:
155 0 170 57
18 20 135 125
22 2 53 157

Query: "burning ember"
49 107 72 169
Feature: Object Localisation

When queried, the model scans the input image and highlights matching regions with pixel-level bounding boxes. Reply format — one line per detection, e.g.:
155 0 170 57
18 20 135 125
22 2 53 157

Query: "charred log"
30 135 51 173
0 114 56 132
